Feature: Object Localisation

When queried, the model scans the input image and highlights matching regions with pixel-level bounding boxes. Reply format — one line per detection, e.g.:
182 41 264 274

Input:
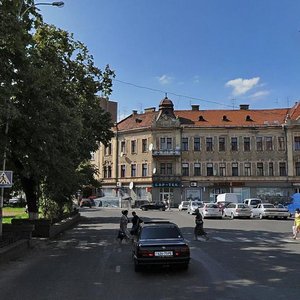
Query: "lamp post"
0 0 64 239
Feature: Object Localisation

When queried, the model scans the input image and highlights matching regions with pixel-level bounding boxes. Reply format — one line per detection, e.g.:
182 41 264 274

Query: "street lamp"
19 1 64 18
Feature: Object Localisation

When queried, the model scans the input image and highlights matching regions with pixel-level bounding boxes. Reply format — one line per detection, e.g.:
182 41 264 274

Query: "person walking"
194 208 209 241
293 208 300 239
130 211 143 240
117 210 130 243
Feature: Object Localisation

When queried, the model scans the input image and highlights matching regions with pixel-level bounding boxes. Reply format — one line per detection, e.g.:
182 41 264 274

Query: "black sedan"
140 202 166 211
132 221 190 272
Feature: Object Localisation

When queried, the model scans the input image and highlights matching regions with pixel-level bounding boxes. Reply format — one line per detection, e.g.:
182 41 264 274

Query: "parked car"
132 221 190 272
243 198 262 208
251 203 290 219
80 198 94 208
223 203 252 219
140 202 166 211
187 201 203 214
178 201 189 211
199 203 222 218
8 197 25 206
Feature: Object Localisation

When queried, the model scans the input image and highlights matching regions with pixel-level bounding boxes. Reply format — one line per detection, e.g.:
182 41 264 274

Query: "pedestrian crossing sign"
0 171 13 188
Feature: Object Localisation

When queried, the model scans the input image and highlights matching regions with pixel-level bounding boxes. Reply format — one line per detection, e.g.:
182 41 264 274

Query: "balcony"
152 149 181 157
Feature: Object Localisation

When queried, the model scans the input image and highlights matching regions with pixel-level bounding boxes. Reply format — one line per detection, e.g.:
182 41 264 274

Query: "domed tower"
157 96 176 120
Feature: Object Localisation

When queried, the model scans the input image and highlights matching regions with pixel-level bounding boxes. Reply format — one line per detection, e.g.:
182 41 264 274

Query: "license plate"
154 251 173 257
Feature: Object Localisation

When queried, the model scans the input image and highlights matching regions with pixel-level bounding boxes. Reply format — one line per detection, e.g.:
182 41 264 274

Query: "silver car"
199 203 222 219
223 203 252 219
187 201 203 214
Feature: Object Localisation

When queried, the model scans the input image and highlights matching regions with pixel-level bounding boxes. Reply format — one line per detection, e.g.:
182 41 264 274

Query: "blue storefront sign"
153 182 181 188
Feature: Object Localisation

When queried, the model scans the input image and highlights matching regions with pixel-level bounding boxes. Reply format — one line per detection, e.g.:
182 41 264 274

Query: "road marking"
212 237 234 242
115 265 121 273
236 237 252 242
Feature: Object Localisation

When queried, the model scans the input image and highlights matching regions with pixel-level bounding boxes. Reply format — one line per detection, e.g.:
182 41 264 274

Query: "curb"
0 239 30 264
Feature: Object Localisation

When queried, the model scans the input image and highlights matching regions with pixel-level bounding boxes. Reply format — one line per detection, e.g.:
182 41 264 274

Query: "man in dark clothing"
130 211 143 237
194 208 209 241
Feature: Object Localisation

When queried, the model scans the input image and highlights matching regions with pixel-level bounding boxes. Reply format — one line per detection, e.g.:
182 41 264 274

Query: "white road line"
115 265 121 273
212 237 234 242
236 237 252 242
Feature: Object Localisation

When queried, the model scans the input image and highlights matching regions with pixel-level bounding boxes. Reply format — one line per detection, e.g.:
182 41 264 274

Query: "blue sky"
40 0 300 119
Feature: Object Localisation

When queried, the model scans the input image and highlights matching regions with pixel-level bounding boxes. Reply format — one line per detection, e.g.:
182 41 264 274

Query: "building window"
244 162 251 176
142 139 147 152
219 163 226 176
182 163 189 176
107 166 112 178
160 137 172 150
256 137 263 151
219 137 225 152
244 137 250 151
231 137 238 151
182 137 189 151
120 165 126 178
142 163 147 176
296 162 300 176
120 141 126 153
257 162 264 176
294 136 300 151
103 166 107 178
279 162 286 176
268 162 274 176
207 163 213 176
194 163 201 176
131 164 137 177
194 137 200 151
278 137 285 151
266 137 273 151
160 163 166 175
206 137 213 152
167 163 173 175
232 162 238 176
131 140 137 154
90 152 95 160
105 143 112 155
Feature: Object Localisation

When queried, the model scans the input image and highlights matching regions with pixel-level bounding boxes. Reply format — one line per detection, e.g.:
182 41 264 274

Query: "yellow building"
94 97 300 207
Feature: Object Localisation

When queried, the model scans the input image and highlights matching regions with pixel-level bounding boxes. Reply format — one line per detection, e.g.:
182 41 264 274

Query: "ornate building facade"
94 97 300 207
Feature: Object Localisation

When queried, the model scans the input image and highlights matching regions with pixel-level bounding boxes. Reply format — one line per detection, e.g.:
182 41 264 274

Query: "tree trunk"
21 175 39 220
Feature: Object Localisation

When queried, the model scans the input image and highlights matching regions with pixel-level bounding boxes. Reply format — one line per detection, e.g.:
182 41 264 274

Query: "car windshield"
238 204 248 208
192 201 201 206
140 227 182 239
206 204 218 208
182 201 189 205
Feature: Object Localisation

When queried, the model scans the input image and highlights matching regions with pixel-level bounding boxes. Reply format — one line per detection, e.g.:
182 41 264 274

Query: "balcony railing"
152 149 181 156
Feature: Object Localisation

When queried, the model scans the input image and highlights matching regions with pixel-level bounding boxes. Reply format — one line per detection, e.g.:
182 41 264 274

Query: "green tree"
0 1 115 219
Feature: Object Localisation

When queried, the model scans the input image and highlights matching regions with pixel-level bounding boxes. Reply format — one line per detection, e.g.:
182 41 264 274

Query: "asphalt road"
0 207 299 300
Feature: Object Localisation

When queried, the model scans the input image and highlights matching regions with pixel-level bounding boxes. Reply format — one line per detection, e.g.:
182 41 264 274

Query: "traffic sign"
0 171 13 188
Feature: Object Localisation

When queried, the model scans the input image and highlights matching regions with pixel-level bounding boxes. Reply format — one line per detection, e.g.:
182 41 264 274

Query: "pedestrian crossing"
188 236 298 244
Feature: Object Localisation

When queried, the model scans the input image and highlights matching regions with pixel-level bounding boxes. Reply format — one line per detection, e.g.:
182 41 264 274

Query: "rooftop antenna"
231 98 236 110
165 92 168 98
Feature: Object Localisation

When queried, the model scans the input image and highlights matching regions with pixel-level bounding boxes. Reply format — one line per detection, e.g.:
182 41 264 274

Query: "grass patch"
2 207 28 224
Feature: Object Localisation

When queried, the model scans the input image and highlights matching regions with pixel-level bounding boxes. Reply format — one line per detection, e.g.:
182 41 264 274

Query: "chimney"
144 107 156 113
132 110 137 115
191 104 200 111
240 104 249 110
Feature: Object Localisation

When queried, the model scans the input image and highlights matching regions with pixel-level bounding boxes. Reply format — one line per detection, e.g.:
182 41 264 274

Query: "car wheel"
230 212 234 219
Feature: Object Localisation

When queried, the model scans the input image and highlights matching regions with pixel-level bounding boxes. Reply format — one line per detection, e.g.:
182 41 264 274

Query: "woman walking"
117 210 130 243
293 208 300 240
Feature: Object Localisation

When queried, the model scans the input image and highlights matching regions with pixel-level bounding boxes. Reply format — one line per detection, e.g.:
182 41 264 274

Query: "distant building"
94 97 300 207
98 97 117 123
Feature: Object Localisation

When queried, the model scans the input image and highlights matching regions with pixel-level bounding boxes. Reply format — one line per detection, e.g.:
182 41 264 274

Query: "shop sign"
153 182 180 188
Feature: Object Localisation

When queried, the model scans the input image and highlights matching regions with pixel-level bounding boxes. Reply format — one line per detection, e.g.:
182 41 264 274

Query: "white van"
216 193 239 204
243 198 262 208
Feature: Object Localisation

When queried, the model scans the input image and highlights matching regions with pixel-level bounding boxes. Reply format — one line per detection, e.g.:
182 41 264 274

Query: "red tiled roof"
116 105 298 131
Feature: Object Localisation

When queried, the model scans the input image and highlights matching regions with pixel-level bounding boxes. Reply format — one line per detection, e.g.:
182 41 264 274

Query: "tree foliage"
0 1 115 218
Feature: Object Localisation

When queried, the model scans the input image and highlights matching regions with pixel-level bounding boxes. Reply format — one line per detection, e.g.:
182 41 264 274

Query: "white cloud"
193 75 200 84
225 77 260 96
249 90 270 99
157 74 172 85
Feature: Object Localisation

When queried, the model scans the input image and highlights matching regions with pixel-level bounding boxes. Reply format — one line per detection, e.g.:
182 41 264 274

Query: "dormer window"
198 115 205 121
135 118 142 123
245 115 252 121
222 115 229 121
